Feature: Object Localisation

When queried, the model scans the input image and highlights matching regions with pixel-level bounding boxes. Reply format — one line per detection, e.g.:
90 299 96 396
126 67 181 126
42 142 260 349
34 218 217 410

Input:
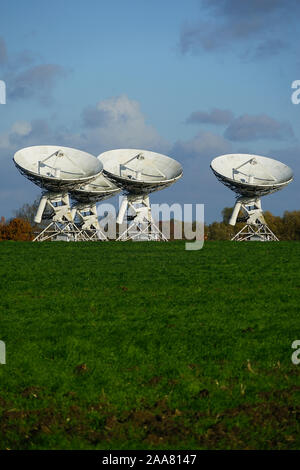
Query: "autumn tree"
222 207 233 224
0 218 33 241
282 211 300 240
13 198 41 227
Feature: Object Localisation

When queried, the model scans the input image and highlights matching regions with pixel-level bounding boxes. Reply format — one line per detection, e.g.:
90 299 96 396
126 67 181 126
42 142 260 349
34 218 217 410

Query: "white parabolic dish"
13 145 103 192
70 174 121 203
210 153 293 197
98 149 183 194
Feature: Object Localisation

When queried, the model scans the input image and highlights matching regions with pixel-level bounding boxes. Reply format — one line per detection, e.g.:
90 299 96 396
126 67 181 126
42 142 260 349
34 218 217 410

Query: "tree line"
1 200 300 241
204 208 300 241
0 217 33 241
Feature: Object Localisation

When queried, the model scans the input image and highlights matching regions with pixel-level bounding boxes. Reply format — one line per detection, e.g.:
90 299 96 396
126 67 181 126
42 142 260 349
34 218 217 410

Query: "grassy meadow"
0 240 299 449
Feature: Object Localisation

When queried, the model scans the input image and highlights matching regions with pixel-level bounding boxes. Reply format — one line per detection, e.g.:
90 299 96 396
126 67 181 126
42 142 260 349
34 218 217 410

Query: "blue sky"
0 0 299 223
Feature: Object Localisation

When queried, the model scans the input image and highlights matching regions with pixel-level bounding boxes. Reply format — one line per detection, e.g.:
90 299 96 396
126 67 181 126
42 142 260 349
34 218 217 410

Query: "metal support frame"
232 223 279 241
230 196 279 242
33 192 106 242
73 202 108 241
33 220 92 242
117 194 167 241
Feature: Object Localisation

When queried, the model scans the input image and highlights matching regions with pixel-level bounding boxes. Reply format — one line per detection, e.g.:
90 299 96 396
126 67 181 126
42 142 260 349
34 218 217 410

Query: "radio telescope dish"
13 145 102 191
98 148 182 195
69 175 121 242
210 153 294 241
98 149 183 241
13 145 103 242
70 174 120 203
211 153 293 198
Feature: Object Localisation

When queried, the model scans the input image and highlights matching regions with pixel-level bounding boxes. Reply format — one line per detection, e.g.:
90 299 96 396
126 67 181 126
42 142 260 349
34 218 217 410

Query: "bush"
0 217 33 241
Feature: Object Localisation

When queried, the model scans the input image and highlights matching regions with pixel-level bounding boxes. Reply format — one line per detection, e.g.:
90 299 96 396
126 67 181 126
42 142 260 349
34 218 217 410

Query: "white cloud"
224 114 294 142
0 132 10 149
81 95 169 154
11 121 32 136
172 130 232 160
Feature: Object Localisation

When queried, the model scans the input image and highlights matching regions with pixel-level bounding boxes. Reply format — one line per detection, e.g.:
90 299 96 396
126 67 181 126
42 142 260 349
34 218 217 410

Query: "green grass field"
0 240 300 450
